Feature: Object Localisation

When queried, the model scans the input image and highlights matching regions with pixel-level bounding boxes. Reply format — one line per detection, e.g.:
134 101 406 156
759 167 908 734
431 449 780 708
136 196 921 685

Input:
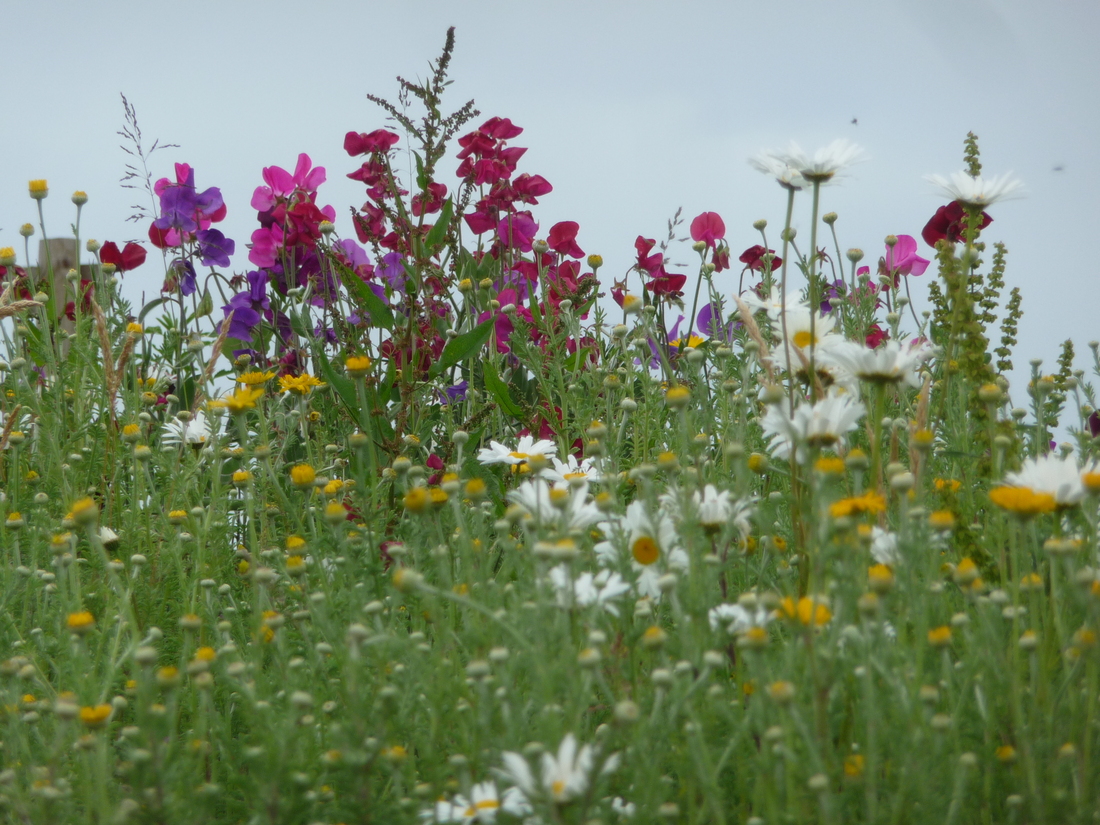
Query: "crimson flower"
99 241 146 273
689 212 725 249
646 269 686 298
922 201 991 246
547 221 584 258
343 129 400 156
412 182 448 217
739 245 781 272
865 324 889 348
634 236 663 274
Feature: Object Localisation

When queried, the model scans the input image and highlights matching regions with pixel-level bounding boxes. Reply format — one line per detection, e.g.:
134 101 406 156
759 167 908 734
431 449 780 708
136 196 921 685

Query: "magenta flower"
885 235 929 277
497 213 538 253
689 212 725 249
343 129 401 156
251 153 327 211
547 221 584 259
249 224 283 268
739 245 781 272
634 236 664 275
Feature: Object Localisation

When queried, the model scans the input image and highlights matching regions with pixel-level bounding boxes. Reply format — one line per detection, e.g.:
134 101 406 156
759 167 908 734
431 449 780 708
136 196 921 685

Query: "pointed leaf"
429 317 493 379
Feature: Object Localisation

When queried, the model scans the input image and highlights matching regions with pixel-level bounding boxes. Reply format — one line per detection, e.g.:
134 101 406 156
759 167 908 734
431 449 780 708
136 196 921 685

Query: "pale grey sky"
3 0 1098 414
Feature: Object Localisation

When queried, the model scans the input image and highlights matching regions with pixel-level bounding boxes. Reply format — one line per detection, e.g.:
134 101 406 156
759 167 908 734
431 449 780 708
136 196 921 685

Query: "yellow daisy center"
632 536 660 565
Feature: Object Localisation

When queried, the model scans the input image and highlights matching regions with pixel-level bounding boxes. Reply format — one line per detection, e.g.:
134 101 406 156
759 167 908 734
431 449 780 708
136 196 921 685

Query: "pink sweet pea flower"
885 235 930 277
634 236 663 274
251 153 327 211
689 212 725 249
497 213 538 253
547 221 584 259
343 129 400 156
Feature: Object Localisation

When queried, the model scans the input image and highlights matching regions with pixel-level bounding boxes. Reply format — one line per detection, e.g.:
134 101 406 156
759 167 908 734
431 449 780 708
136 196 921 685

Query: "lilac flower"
336 238 371 270
440 381 468 404
196 228 235 268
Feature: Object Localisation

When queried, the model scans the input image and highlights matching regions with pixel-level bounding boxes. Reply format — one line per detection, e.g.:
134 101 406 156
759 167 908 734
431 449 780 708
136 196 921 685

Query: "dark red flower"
412 182 448 217
739 245 781 272
922 201 992 246
99 241 147 273
865 323 889 348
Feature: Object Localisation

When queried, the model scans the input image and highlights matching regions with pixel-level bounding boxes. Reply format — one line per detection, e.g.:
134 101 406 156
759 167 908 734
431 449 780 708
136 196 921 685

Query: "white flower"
693 485 732 531
161 410 214 448
541 454 600 485
926 170 1025 208
419 780 530 823
594 502 688 599
768 139 866 184
870 527 900 566
740 284 786 320
709 603 772 635
761 392 866 463
748 154 805 191
1005 454 1085 506
499 734 619 805
823 339 934 388
508 479 603 532
477 436 558 468
547 565 631 616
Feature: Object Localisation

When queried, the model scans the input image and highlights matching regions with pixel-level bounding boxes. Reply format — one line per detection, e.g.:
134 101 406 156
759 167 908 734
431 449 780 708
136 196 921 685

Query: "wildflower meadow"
3 29 1100 825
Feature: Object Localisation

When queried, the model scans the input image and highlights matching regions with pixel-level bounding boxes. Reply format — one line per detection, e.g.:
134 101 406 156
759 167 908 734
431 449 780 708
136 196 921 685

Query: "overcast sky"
3 0 1098 417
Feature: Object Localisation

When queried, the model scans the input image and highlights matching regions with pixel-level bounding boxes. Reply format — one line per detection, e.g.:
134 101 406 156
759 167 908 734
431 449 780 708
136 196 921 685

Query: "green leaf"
424 199 454 252
414 151 428 192
483 360 522 418
329 253 394 331
429 318 493 379
138 298 166 325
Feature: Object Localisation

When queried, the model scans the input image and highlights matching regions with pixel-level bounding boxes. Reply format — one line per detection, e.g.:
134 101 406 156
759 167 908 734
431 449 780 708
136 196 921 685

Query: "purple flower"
153 165 224 234
171 259 198 296
695 301 734 343
439 380 468 405
378 252 407 292
336 239 371 270
196 228 235 267
221 270 270 340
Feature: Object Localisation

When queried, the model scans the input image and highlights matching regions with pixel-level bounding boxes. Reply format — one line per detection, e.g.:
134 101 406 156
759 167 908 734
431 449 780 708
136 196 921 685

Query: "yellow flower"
928 510 956 530
844 754 866 778
193 646 216 662
766 680 796 704
126 322 143 336
814 456 846 475
286 555 307 576
747 453 769 474
217 386 265 415
236 370 276 386
868 564 895 594
995 745 1017 764
279 373 325 396
232 470 253 486
829 492 887 519
67 611 95 634
70 497 99 525
1083 472 1100 495
989 486 1056 517
934 478 961 493
0 247 16 266
323 478 344 496
79 704 112 729
28 179 48 199
289 464 316 488
664 385 691 408
778 596 832 626
403 487 429 513
465 478 487 500
927 626 952 648
1020 572 1044 591
345 355 372 378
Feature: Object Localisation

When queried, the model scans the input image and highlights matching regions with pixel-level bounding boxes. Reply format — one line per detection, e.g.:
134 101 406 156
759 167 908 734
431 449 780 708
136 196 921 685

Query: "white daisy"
594 501 688 600
541 454 600 485
547 565 631 616
748 155 805 191
419 780 530 824
1005 454 1085 507
870 527 901 566
773 139 866 184
477 436 558 468
761 392 866 463
740 284 786 320
500 734 619 805
926 170 1025 208
708 603 772 635
508 479 603 532
823 339 934 388
161 410 214 448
